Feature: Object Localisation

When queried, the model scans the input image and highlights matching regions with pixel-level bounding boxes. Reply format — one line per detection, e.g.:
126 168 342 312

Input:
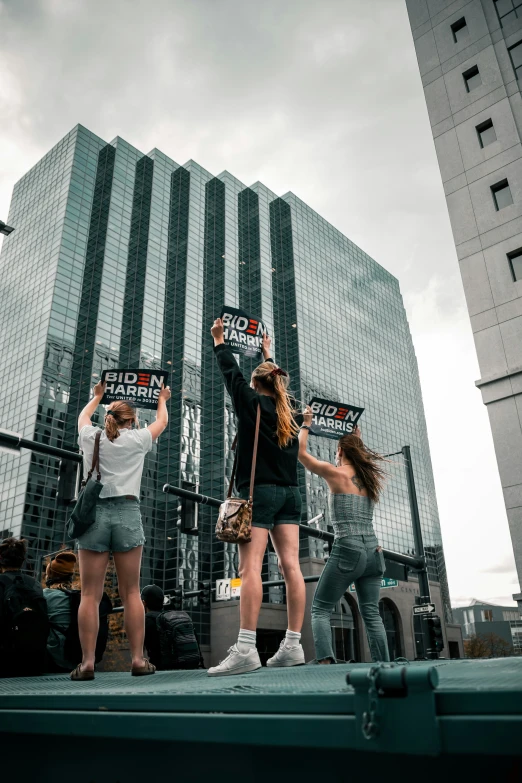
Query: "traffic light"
57 460 81 502
425 615 444 654
177 481 199 535
172 586 183 610
198 580 211 607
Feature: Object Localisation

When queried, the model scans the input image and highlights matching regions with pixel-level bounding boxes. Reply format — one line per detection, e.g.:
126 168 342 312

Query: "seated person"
142 584 164 669
43 550 112 672
43 550 78 672
0 537 49 677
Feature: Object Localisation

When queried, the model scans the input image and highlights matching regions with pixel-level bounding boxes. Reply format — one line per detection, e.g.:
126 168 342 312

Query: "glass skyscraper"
0 125 450 653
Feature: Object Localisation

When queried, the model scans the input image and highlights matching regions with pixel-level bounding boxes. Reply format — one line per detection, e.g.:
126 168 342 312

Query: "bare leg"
77 549 110 672
113 546 145 669
238 527 269 631
270 524 305 632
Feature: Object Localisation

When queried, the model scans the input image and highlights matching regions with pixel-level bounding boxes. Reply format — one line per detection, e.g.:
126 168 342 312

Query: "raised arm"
262 332 274 363
147 384 171 441
298 406 338 480
78 381 105 433
211 318 257 413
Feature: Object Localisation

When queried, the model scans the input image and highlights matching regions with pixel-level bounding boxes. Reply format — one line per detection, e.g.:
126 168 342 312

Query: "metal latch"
347 663 440 755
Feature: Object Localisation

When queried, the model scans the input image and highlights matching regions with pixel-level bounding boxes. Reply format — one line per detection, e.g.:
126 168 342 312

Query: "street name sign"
413 603 436 615
350 577 398 592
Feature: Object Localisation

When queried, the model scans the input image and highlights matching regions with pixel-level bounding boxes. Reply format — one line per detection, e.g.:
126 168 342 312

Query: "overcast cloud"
0 0 518 606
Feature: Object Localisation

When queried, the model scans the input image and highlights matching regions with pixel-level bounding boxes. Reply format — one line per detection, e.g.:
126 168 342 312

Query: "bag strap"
226 404 261 501
248 404 261 503
86 430 102 483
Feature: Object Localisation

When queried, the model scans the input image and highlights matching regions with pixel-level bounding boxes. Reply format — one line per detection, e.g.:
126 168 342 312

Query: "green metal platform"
1 658 521 781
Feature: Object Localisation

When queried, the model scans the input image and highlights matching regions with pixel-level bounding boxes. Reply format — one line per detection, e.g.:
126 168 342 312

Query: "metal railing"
1 429 436 656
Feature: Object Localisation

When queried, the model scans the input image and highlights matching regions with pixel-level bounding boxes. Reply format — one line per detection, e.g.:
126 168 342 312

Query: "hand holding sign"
93 380 106 401
158 383 171 402
211 318 225 344
303 405 313 427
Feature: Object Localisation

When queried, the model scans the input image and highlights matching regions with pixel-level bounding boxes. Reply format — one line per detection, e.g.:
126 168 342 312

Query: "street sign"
215 578 241 601
413 603 436 615
350 577 398 592
215 579 231 601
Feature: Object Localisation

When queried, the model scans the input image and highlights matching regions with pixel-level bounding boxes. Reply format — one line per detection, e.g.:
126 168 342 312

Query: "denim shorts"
76 497 145 553
238 484 302 530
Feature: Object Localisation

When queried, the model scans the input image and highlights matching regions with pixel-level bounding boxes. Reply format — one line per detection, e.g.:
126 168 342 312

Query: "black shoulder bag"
66 430 103 540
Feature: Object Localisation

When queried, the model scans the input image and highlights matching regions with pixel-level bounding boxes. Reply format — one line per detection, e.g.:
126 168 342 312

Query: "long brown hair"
251 362 300 448
338 434 387 504
104 402 138 442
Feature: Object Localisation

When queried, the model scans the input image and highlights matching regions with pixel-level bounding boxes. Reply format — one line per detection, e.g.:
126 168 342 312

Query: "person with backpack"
43 550 112 672
71 379 171 680
0 537 49 678
142 584 204 670
142 584 164 669
208 319 305 677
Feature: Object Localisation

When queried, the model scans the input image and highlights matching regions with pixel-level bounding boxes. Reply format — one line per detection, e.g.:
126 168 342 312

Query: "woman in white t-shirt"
71 380 170 681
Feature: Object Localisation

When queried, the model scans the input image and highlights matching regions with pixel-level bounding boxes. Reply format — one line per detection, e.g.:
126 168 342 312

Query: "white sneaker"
266 640 305 668
207 645 262 677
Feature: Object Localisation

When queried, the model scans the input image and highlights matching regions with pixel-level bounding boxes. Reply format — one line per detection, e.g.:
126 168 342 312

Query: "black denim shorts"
238 484 302 530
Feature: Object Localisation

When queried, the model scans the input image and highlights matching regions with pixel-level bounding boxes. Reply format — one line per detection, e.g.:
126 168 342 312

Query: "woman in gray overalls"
298 408 390 663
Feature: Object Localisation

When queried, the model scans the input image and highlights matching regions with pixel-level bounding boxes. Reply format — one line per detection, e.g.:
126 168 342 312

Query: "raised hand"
211 318 225 344
93 380 106 400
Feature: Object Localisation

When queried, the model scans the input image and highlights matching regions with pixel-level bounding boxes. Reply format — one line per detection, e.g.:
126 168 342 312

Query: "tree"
464 632 513 658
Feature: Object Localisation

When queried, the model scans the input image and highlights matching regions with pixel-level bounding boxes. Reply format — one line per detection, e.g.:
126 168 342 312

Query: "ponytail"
251 362 300 448
338 434 387 503
104 402 137 442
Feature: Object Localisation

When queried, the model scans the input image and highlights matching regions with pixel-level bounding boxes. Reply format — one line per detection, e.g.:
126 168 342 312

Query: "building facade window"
482 609 494 621
463 65 481 92
495 0 522 26
476 119 497 148
451 17 468 42
507 248 522 281
509 40 522 80
503 609 521 621
491 179 513 210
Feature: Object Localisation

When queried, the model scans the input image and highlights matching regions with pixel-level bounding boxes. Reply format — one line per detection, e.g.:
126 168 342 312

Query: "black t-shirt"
214 344 303 491
144 610 161 669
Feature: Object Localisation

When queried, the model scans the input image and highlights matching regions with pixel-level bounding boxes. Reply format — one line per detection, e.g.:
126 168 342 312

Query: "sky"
0 0 519 606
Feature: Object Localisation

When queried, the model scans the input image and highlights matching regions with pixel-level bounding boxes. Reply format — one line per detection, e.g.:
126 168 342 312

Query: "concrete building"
0 124 451 663
453 598 522 652
405 0 522 610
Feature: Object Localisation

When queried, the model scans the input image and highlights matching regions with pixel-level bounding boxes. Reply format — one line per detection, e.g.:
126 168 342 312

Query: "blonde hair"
251 362 299 448
104 402 138 442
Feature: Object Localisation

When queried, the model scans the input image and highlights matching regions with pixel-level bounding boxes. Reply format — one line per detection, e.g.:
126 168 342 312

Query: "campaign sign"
308 397 364 440
220 306 267 359
100 369 169 410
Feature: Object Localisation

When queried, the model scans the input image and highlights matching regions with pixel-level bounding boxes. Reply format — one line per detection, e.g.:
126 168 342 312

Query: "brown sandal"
70 664 95 681
131 658 156 677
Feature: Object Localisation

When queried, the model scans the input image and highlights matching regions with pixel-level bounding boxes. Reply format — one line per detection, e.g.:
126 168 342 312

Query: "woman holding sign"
71 381 171 680
298 410 390 663
209 318 306 677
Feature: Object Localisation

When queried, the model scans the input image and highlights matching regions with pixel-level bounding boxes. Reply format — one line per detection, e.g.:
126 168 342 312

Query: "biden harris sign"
100 369 170 410
308 397 364 439
220 306 268 359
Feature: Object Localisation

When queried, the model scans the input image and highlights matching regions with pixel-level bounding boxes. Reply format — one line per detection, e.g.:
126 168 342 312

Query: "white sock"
285 630 301 647
237 628 256 654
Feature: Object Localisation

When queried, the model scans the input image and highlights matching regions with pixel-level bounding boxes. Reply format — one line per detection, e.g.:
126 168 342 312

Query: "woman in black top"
208 319 305 677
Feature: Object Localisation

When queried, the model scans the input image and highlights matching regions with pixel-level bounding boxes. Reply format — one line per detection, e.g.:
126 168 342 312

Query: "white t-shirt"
78 425 153 500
